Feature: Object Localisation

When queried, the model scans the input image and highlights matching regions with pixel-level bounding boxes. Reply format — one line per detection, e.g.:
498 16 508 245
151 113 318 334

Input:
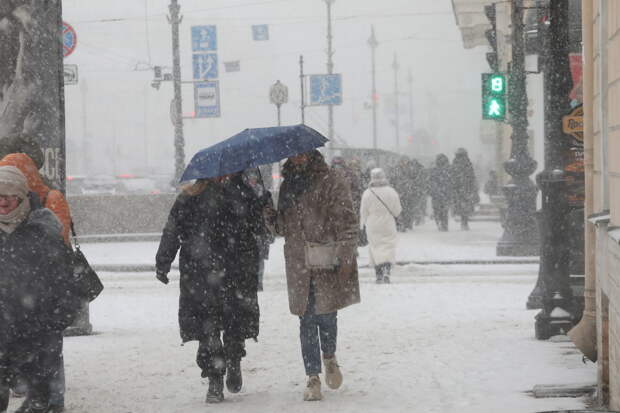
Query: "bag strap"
369 188 397 218
70 220 81 251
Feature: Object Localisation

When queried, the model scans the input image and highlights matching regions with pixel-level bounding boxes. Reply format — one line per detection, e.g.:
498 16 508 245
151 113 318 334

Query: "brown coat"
277 154 360 316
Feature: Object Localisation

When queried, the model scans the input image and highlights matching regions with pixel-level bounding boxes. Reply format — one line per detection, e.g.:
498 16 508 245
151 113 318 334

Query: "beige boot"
303 375 322 401
323 355 343 389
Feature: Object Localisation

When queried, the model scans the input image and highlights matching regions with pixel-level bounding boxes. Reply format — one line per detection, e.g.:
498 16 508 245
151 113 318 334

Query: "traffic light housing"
482 73 506 121
484 4 499 72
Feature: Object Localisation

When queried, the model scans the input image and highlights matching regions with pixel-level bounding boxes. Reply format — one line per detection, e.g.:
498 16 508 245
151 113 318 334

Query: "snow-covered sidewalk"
7 263 595 413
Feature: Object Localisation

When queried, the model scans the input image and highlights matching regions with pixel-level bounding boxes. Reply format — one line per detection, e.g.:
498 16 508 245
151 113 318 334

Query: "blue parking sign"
309 74 343 106
191 26 217 52
193 54 218 80
194 81 221 118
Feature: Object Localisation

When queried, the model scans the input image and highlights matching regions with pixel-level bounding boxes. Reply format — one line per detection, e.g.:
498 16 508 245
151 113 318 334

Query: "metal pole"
325 0 335 150
277 104 282 127
368 25 378 149
392 53 400 149
299 55 306 124
533 0 575 339
168 0 185 184
496 0 539 256
408 68 414 146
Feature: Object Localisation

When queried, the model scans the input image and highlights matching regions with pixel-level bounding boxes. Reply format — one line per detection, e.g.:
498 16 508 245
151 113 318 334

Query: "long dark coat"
429 154 452 211
156 178 264 343
450 152 479 217
276 152 360 316
0 203 79 378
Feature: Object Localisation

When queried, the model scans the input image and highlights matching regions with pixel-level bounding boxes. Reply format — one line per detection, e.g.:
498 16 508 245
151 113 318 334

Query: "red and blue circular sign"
62 21 77 58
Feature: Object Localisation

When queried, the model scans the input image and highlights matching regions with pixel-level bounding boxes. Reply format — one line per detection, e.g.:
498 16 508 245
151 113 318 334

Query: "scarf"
0 196 30 234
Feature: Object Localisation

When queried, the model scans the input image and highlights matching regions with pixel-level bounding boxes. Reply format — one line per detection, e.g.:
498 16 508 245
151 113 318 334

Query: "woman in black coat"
450 148 479 230
429 154 453 232
0 166 80 413
155 173 267 403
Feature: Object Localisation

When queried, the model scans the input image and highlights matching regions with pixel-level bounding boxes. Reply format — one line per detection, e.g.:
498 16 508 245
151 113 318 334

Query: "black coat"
0 205 79 347
450 153 479 216
429 155 452 209
156 178 265 343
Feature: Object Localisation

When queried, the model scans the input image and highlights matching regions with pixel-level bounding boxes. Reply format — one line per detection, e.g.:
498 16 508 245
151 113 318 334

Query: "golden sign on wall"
562 105 584 142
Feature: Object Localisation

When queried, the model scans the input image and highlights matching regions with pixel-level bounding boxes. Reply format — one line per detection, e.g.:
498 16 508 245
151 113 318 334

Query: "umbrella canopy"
180 124 328 182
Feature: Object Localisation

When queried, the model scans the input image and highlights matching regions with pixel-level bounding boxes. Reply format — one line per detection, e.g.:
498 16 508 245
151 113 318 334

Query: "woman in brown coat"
276 150 360 401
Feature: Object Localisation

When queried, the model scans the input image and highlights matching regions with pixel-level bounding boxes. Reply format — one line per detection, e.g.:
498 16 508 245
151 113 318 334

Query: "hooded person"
0 166 79 413
429 154 452 231
276 149 360 401
360 168 402 284
0 153 71 244
450 148 479 230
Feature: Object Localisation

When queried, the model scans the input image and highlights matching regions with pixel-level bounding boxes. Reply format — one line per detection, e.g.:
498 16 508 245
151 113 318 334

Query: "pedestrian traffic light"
484 4 499 72
482 73 506 121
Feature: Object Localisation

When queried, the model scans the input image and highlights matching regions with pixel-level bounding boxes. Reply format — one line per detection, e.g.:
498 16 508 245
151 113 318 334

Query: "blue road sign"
194 81 221 118
252 25 269 41
308 74 343 106
191 25 217 52
193 53 219 80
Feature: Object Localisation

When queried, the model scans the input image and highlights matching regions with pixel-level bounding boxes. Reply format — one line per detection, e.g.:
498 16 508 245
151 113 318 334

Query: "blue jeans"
299 284 337 376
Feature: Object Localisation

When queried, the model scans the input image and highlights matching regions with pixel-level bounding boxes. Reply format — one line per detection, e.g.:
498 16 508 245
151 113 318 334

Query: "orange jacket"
0 153 72 244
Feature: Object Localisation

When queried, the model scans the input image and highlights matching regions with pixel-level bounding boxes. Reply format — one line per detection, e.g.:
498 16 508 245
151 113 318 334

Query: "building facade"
582 0 620 408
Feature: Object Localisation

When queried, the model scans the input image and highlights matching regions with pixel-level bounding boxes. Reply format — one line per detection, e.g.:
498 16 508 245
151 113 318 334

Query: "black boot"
225 359 242 393
206 375 224 404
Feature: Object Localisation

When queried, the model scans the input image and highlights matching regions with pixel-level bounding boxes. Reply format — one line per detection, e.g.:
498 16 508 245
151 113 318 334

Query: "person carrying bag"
360 168 402 284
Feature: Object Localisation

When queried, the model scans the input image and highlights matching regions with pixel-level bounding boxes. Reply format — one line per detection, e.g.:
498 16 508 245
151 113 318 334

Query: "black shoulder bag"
70 222 104 302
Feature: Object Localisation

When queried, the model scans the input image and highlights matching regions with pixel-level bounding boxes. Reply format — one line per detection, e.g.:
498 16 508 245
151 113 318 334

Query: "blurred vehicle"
66 175 89 196
82 175 117 195
114 174 161 195
150 174 177 193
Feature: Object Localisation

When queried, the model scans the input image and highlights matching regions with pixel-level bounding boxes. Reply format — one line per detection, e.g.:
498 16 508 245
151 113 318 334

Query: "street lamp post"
533 0 575 339
168 0 186 184
392 53 400 149
496 0 539 256
324 0 336 152
368 26 379 150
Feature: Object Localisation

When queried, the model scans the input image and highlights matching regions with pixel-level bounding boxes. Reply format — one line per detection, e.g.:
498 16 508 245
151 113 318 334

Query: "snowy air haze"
62 0 487 177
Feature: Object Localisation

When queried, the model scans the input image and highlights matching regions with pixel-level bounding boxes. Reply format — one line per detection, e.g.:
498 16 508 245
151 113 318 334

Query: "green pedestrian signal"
482 73 506 120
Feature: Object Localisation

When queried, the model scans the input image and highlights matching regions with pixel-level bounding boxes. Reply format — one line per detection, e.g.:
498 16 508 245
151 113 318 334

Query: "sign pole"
168 0 185 184
299 55 306 125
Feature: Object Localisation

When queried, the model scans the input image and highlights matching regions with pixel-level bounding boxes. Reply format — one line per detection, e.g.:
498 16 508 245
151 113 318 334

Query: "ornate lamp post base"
496 162 540 257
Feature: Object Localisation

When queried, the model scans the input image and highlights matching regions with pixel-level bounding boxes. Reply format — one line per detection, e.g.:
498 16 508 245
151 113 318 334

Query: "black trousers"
196 330 246 378
0 332 63 407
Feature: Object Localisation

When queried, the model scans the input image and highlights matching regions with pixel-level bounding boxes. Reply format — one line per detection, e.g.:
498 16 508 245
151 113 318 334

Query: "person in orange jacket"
0 153 71 244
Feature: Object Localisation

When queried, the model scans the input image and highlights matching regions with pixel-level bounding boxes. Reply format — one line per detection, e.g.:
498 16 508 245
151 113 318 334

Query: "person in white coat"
360 168 402 283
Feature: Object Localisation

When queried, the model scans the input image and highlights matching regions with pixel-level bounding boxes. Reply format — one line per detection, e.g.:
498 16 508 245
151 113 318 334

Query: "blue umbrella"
180 124 328 182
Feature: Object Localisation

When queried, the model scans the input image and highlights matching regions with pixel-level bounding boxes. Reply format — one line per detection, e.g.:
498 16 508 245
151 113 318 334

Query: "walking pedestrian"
411 158 428 226
360 168 402 284
276 149 360 401
243 168 275 291
429 154 452 232
156 172 267 403
451 148 480 230
0 166 80 413
392 157 416 231
0 153 74 412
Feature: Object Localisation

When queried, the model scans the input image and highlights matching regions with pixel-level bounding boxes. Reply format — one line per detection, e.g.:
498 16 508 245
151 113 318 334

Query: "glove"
156 271 169 285
337 255 356 282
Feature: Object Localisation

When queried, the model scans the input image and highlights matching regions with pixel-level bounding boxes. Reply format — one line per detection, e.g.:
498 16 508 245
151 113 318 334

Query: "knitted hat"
0 165 29 199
